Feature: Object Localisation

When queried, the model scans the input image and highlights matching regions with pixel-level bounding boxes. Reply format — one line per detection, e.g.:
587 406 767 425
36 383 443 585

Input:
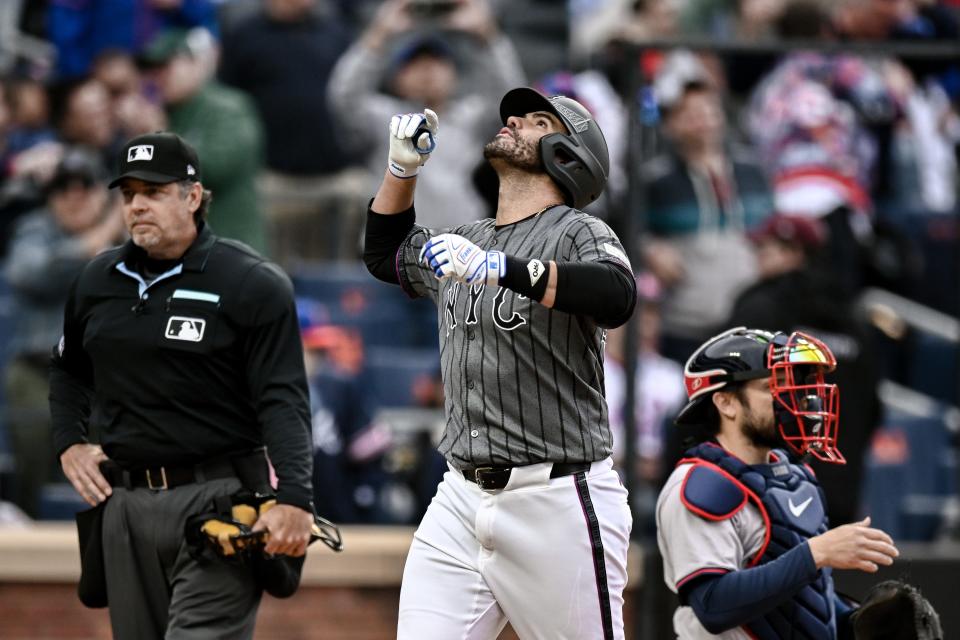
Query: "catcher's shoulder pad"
680 462 749 521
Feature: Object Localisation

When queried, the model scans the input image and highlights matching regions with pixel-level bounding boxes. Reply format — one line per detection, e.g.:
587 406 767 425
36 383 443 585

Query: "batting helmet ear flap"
539 132 608 210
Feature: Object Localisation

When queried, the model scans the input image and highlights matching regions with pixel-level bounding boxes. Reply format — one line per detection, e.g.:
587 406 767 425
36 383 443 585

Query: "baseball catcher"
655 327 912 639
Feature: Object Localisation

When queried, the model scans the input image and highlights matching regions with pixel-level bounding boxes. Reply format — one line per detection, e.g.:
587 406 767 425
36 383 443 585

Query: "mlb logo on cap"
109 132 201 188
127 145 154 162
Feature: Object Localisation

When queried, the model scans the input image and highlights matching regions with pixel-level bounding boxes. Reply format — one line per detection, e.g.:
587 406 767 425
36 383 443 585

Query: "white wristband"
485 250 506 286
388 160 418 179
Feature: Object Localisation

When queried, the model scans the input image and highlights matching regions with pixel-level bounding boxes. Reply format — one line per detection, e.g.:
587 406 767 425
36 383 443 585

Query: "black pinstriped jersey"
396 205 632 468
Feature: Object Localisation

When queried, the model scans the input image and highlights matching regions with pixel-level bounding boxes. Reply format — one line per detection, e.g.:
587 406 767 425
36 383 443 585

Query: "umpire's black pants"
103 477 261 639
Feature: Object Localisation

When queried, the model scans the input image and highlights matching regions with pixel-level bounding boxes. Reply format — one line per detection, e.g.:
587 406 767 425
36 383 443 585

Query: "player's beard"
740 401 781 450
483 130 542 172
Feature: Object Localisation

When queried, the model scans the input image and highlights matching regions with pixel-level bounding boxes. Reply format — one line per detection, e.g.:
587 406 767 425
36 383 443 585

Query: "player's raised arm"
365 108 439 285
370 108 439 214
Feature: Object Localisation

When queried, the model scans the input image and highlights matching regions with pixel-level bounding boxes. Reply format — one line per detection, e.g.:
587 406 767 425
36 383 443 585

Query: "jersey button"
468 330 475 341
467 380 475 390
470 429 479 438
491 239 497 246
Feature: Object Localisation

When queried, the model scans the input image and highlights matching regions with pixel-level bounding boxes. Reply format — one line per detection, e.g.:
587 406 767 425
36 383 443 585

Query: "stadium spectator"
220 0 368 264
47 0 219 80
4 76 57 157
141 28 268 253
92 50 168 139
4 148 123 518
329 0 525 229
745 24 937 297
727 213 882 525
52 76 123 169
642 62 773 362
0 77 61 250
572 0 683 66
299 300 392 523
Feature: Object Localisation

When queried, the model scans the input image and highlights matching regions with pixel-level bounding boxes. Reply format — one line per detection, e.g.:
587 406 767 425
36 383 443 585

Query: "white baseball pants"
398 457 632 640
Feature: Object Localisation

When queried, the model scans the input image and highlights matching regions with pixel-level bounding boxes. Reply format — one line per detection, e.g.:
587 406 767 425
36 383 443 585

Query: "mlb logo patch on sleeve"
165 316 206 342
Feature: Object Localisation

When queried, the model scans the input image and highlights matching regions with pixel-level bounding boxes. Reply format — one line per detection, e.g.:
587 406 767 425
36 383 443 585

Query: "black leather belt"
103 457 238 491
462 462 591 491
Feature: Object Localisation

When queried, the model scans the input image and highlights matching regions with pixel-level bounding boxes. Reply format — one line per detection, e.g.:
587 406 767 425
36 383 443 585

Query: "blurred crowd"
0 0 958 534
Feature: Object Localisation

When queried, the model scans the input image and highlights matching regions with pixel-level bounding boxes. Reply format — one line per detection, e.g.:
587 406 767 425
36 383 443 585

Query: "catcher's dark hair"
699 382 749 436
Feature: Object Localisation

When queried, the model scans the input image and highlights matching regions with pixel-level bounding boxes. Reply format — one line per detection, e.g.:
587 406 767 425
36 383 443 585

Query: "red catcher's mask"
768 331 843 464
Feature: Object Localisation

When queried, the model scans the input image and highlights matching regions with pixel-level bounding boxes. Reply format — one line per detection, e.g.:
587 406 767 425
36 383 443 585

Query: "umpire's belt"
104 457 237 491
462 462 591 491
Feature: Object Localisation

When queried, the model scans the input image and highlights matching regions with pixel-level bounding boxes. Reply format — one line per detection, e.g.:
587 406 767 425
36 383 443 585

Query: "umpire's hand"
61 443 112 506
252 504 314 557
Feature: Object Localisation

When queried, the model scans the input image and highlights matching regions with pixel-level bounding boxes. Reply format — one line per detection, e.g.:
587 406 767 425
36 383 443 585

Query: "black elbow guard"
554 261 636 328
363 205 416 283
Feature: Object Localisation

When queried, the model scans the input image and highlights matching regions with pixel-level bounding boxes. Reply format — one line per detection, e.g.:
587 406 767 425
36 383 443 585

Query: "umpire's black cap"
109 131 201 188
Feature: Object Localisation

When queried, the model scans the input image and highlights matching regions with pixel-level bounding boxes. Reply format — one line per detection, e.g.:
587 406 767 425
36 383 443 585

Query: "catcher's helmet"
499 87 609 209
676 327 844 463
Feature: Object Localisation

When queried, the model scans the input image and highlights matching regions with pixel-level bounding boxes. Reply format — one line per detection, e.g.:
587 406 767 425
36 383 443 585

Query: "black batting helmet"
499 87 609 209
675 327 776 427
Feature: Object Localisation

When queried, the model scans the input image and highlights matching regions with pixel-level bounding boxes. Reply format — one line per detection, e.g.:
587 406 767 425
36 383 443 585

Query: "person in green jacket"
141 28 268 254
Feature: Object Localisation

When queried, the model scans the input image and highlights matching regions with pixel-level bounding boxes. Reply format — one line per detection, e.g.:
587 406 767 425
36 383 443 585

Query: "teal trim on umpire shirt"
172 289 221 304
116 262 184 297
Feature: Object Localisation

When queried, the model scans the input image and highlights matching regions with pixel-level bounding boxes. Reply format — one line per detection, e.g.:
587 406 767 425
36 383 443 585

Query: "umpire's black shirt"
50 224 313 510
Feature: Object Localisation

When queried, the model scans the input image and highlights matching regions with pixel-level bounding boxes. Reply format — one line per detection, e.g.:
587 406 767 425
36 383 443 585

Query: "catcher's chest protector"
681 443 838 639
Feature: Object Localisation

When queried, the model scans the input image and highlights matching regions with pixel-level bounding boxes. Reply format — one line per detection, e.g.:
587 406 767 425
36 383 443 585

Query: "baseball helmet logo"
549 98 590 133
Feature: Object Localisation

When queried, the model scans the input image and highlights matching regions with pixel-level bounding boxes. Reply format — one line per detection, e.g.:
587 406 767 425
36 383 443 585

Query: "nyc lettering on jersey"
444 282 527 333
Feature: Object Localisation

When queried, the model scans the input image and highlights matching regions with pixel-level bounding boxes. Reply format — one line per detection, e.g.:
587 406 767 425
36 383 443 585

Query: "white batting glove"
419 234 505 286
388 108 438 179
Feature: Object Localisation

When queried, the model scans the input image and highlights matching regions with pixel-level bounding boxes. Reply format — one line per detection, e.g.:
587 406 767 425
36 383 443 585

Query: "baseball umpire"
656 327 902 639
364 87 637 639
50 132 315 638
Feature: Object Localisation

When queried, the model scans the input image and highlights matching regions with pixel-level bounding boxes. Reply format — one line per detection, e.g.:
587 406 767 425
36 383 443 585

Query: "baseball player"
655 327 900 639
363 87 637 639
